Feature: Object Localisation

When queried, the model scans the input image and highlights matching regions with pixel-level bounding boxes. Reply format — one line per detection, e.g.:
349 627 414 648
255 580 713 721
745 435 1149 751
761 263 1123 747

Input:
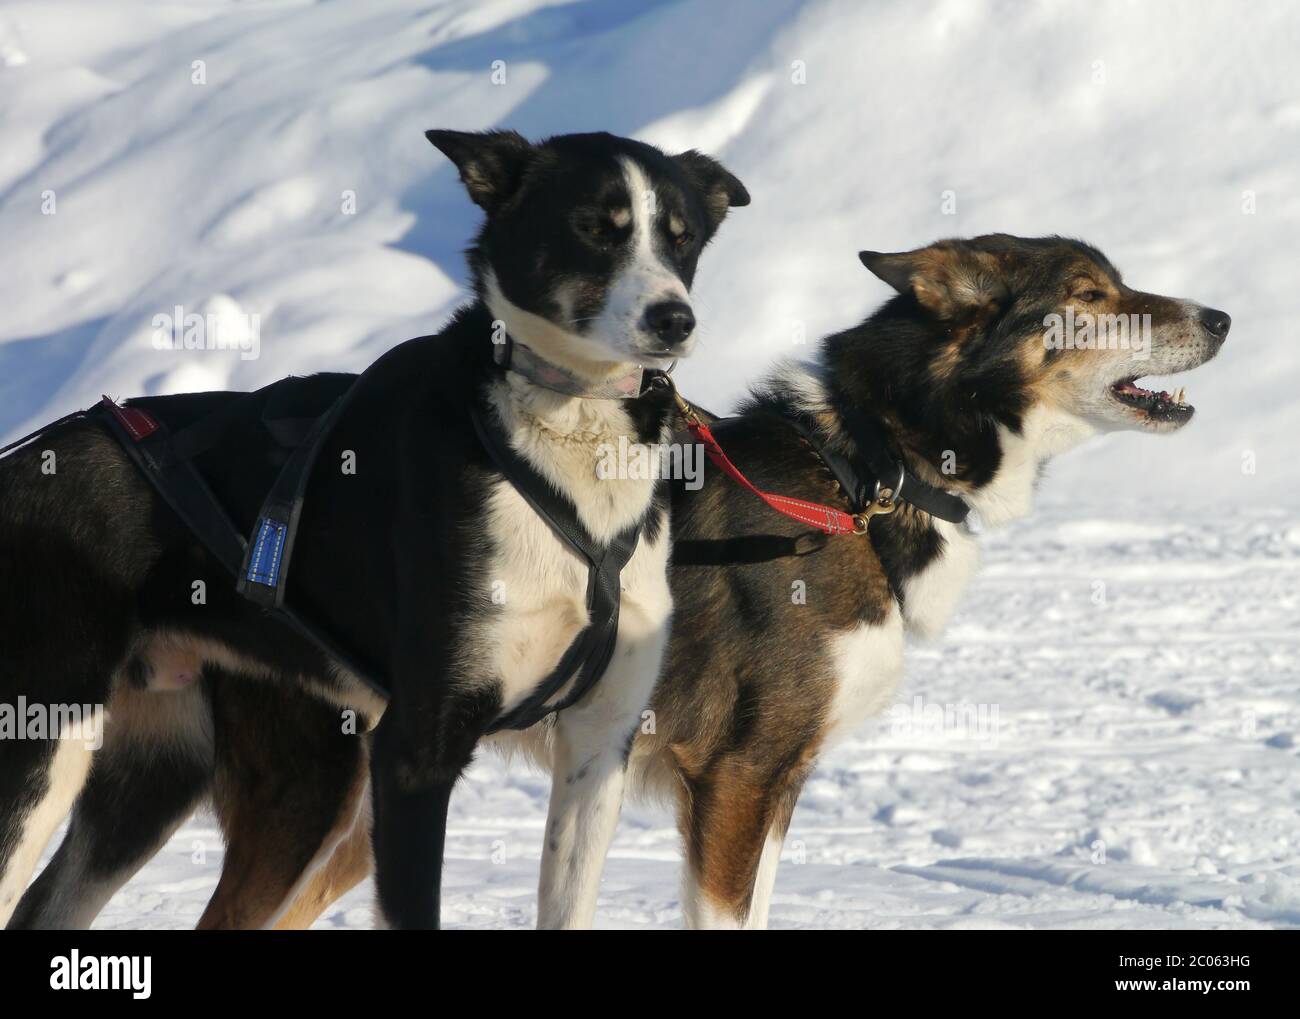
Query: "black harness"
91 386 393 702
470 404 642 733
0 363 660 733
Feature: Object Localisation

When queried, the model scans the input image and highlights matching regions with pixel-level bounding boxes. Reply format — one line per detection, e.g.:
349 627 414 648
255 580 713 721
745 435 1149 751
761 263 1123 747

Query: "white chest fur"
476 380 672 716
824 605 906 741
900 517 981 640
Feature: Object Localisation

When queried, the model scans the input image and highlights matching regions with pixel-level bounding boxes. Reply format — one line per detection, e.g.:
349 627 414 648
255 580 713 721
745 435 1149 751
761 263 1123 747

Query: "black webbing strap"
470 401 641 734
3 401 252 572
94 400 249 574
235 385 359 609
159 395 260 467
139 386 328 471
777 408 970 525
94 394 389 697
840 407 969 523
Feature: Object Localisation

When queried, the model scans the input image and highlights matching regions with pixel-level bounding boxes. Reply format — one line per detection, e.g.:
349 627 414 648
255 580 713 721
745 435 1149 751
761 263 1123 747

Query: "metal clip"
673 389 702 427
851 464 906 533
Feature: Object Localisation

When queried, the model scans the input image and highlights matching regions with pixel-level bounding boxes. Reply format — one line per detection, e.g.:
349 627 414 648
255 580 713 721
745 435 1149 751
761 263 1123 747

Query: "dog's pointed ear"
426 129 534 213
859 245 1008 320
858 251 918 295
673 150 751 233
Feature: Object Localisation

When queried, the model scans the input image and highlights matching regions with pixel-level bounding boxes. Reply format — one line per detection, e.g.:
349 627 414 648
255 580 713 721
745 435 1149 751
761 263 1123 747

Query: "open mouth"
1108 376 1194 425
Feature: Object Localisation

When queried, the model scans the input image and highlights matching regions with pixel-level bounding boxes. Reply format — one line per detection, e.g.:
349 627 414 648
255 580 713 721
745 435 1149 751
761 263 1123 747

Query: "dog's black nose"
643 301 695 346
1200 307 1231 340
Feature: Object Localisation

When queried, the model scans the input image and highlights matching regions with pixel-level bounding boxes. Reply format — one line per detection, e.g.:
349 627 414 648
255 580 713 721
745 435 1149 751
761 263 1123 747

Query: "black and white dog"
0 129 748 929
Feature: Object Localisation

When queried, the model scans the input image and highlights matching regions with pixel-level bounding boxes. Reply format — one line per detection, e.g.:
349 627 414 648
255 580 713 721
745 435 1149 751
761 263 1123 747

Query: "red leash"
673 391 896 536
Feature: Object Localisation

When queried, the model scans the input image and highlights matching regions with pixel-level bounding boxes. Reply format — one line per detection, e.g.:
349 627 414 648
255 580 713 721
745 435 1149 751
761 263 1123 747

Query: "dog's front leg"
536 612 668 930
369 697 479 930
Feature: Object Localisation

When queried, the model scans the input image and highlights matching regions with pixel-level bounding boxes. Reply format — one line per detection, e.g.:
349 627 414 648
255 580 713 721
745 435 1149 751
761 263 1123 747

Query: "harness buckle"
851 464 906 533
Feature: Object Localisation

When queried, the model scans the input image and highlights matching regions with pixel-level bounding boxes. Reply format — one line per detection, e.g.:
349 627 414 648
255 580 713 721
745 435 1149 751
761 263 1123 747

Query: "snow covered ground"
81 507 1300 930
4 0 1298 928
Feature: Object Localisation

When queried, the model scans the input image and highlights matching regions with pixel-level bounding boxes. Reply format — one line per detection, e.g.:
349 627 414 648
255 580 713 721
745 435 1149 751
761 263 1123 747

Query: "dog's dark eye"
580 217 627 246
1075 289 1105 303
674 231 694 250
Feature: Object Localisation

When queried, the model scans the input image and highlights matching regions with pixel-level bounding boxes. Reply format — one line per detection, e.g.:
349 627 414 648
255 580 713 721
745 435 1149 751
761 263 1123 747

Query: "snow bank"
2 0 1296 505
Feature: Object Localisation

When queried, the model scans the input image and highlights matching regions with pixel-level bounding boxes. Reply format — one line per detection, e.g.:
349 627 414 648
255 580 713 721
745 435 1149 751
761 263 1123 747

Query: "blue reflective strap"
245 516 288 587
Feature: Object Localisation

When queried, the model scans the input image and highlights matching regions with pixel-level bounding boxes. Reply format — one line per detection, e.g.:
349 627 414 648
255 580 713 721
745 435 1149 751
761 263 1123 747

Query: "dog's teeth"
1174 387 1186 405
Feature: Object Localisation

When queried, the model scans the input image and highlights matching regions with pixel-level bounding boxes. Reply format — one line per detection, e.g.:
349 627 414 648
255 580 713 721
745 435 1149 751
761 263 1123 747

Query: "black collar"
779 407 971 526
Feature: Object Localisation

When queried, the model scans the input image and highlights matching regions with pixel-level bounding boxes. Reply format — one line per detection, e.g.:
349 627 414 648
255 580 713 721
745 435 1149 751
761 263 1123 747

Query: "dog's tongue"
1117 379 1169 399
